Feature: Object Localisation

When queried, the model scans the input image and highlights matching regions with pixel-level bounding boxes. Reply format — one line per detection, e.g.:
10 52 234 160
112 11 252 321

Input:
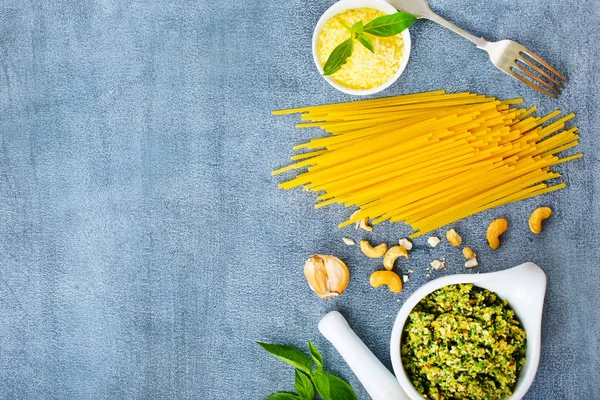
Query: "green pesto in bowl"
401 284 526 400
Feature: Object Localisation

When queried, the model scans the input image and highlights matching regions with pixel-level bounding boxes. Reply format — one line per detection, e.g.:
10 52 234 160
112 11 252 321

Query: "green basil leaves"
363 12 416 37
258 341 357 400
322 12 415 76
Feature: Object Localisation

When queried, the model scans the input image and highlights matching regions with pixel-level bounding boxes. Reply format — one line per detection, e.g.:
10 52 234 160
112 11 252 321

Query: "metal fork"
387 0 567 98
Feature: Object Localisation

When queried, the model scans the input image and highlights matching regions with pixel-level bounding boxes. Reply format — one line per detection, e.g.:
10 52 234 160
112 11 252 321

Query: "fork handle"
426 12 487 49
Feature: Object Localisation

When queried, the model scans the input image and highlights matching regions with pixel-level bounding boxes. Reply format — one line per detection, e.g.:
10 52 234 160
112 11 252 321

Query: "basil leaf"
326 374 358 400
322 38 354 76
363 12 416 37
356 33 374 53
350 20 363 35
265 392 300 400
312 370 331 400
294 370 315 400
257 342 313 374
308 341 323 370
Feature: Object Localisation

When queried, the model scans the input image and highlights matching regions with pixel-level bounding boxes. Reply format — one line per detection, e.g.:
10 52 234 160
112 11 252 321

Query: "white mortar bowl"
319 263 547 400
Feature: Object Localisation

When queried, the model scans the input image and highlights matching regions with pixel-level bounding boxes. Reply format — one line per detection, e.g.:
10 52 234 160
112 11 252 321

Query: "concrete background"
0 0 598 398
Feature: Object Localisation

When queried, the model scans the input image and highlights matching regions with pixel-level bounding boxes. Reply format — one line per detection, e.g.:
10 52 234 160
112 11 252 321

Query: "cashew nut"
529 207 553 234
462 247 476 259
304 255 349 299
358 217 373 232
383 245 409 270
360 240 387 258
351 210 373 231
446 228 462 247
370 270 402 293
486 218 508 250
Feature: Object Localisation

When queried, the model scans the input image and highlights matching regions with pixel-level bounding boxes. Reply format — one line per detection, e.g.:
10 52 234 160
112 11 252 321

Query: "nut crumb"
446 228 462 247
427 236 441 247
408 269 414 273
350 210 360 229
342 237 355 246
399 238 413 250
358 218 373 232
430 259 445 270
462 247 476 259
403 275 409 283
465 258 479 269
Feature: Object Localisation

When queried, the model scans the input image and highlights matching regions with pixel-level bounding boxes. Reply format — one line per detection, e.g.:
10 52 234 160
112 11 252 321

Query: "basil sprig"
322 38 354 76
363 12 416 37
258 341 358 400
322 11 416 76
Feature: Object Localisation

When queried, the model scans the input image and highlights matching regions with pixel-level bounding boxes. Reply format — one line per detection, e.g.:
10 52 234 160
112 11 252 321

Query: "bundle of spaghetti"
272 91 582 238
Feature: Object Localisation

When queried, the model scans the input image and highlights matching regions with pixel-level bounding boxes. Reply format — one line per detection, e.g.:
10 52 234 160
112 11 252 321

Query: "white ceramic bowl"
391 262 547 400
319 263 547 400
312 0 412 96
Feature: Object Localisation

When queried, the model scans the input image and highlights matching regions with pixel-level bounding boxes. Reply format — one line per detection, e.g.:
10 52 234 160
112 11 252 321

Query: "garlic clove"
304 254 349 299
304 256 329 296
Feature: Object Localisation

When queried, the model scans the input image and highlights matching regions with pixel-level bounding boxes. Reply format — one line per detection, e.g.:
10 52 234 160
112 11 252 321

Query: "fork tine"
520 48 568 83
508 68 557 99
518 57 564 88
513 64 561 95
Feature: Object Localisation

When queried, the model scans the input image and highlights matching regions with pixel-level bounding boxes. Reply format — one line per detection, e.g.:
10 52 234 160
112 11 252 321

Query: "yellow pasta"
272 91 582 237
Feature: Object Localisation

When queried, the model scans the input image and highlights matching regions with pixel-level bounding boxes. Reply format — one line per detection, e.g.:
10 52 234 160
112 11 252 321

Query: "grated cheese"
317 8 405 90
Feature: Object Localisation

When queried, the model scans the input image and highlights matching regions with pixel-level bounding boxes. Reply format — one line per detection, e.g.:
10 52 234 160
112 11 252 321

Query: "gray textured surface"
0 0 598 399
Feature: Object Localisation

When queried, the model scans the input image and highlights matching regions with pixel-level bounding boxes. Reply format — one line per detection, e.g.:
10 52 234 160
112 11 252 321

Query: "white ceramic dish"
312 0 412 96
319 262 547 400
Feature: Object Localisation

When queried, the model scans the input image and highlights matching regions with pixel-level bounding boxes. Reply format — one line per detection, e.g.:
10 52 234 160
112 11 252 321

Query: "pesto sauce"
401 284 526 400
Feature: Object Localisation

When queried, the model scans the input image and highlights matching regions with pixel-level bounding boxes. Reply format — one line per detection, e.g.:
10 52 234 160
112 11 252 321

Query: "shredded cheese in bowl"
317 8 405 91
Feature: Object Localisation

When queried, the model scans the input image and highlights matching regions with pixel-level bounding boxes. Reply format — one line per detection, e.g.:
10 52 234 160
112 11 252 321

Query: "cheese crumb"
317 8 405 90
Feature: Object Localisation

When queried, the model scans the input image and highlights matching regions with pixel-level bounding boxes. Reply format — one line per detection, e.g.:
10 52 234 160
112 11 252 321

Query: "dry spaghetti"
272 91 582 238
